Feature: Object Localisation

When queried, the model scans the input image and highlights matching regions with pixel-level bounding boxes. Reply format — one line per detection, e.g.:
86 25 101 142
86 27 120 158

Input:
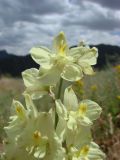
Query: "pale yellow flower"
69 142 106 160
56 86 102 131
30 32 98 82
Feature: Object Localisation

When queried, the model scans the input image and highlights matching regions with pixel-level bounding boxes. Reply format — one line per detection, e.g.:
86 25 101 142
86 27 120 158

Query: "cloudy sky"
0 0 120 55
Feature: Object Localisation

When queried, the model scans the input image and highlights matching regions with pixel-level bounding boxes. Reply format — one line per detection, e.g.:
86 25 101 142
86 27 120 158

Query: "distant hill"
91 44 120 68
0 50 11 59
0 50 39 76
0 44 120 76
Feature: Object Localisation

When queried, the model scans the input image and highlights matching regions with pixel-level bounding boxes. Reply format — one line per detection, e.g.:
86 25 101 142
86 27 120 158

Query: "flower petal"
61 64 83 81
55 100 67 119
67 115 77 130
56 117 66 141
38 65 62 86
79 100 102 121
24 94 38 118
22 68 39 87
53 32 69 56
87 142 106 159
63 87 78 111
79 62 95 75
66 125 91 149
34 144 46 159
78 47 98 65
22 68 49 99
30 46 51 68
78 116 93 126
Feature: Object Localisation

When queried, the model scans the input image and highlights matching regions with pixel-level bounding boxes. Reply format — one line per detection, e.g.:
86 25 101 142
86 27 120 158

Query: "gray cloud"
0 0 66 26
87 0 120 10
71 0 120 10
62 10 120 31
0 0 120 55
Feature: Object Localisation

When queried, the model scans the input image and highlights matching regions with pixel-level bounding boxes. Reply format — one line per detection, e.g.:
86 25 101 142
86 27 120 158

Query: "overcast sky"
0 0 120 55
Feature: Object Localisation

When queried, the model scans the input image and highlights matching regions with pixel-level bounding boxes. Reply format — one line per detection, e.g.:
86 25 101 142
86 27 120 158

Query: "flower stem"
55 77 63 129
57 77 63 99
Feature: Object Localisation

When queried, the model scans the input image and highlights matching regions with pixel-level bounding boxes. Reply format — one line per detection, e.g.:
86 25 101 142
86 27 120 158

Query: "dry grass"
0 76 23 91
0 76 24 141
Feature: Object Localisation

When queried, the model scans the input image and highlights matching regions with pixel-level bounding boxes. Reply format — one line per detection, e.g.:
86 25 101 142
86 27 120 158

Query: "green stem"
57 78 63 99
55 77 63 129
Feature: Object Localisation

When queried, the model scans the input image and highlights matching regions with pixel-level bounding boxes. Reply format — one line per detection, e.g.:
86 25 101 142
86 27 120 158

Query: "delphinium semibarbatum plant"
1 32 106 160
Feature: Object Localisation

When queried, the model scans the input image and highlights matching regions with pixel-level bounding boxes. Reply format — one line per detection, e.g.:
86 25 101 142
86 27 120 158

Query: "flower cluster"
1 32 106 160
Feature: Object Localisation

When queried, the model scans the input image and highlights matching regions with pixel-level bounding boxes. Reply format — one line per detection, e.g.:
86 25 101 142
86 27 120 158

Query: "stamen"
16 106 22 113
59 43 66 55
16 105 25 118
33 130 41 140
76 145 89 158
80 145 89 156
78 103 87 116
